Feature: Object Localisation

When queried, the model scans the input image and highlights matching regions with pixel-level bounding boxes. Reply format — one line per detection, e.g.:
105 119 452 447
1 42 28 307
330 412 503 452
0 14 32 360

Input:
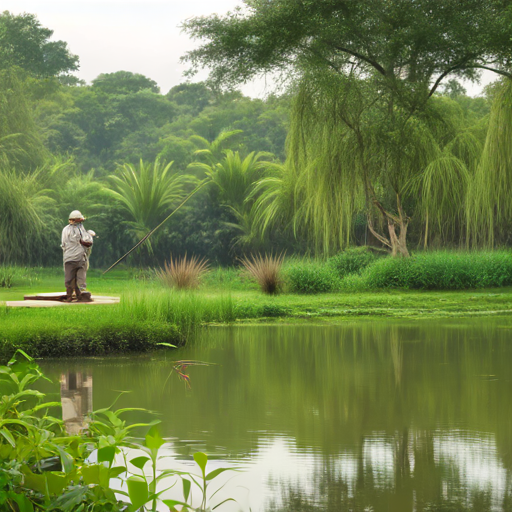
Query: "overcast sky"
3 0 496 97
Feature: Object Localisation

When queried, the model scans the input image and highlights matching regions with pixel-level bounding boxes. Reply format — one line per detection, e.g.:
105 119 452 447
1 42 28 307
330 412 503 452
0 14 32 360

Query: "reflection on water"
40 319 512 512
60 371 92 435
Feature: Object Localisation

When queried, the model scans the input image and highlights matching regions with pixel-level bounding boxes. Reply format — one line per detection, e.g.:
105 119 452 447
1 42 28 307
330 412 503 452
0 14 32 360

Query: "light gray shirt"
61 223 93 263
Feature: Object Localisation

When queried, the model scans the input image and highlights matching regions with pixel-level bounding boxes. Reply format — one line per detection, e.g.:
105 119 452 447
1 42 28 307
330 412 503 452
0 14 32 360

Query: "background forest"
0 9 509 269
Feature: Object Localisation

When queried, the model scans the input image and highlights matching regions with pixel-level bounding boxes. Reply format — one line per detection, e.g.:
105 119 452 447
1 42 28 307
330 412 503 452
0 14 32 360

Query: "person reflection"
60 371 93 435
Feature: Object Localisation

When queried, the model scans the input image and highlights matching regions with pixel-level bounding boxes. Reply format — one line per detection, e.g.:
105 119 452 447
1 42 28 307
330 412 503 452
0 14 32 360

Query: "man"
61 210 94 302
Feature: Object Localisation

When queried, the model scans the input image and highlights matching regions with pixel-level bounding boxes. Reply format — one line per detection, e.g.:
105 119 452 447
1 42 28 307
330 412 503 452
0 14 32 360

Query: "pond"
40 319 512 512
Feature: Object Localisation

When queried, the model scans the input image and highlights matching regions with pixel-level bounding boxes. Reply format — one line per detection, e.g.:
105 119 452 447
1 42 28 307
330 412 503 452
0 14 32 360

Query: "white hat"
69 210 84 220
87 230 96 237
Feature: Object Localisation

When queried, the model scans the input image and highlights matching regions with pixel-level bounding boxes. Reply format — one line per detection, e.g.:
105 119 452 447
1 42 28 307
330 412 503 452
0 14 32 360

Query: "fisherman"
61 210 94 302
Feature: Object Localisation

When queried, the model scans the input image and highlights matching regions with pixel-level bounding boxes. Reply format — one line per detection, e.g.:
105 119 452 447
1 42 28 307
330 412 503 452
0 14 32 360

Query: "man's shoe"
77 292 93 303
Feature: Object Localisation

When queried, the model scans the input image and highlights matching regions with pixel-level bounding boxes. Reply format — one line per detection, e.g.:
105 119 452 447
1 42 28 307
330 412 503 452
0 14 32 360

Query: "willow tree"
183 0 512 256
467 80 512 247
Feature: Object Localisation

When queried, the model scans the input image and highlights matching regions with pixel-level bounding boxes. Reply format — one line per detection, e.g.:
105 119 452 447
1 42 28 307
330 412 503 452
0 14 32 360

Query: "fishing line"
102 178 210 275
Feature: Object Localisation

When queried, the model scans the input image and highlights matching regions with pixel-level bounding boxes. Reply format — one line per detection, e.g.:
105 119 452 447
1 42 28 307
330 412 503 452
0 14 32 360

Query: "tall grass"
0 285 236 360
284 259 339 294
358 251 512 290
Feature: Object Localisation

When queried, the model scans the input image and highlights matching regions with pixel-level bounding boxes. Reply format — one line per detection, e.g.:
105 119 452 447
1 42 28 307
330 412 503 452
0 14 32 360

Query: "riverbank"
1 269 511 361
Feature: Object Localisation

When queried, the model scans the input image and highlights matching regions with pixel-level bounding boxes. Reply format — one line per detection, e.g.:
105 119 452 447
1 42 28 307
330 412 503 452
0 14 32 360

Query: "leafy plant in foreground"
0 350 240 511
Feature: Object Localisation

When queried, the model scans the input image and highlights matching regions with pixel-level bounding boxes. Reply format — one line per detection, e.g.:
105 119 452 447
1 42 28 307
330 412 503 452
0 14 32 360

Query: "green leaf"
55 445 75 474
213 498 237 510
193 452 208 474
182 477 191 501
145 424 164 450
9 493 34 512
81 464 110 487
157 342 177 348
0 427 15 447
127 475 149 509
206 467 232 481
21 467 46 494
97 445 116 466
130 456 150 470
162 499 191 509
45 472 69 495
109 465 127 479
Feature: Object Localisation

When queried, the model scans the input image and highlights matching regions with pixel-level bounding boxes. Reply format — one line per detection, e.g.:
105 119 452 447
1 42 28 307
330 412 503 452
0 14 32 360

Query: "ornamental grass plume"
240 252 285 294
156 254 209 289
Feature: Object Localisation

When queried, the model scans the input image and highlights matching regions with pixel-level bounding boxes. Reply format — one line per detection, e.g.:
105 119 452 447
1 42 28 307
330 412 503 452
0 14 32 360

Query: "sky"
3 0 497 97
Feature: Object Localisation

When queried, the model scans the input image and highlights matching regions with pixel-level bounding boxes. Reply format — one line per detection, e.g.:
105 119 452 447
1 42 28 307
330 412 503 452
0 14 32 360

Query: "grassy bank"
1 262 512 361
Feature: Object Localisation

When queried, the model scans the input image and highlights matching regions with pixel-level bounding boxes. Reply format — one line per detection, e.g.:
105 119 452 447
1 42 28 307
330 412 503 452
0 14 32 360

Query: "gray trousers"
64 260 87 294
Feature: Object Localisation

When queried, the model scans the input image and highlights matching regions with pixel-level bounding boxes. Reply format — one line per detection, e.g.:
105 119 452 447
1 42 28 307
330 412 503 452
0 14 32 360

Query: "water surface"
41 319 512 512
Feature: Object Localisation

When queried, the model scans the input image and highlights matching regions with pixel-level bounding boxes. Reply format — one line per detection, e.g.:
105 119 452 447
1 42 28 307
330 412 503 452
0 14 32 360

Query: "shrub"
156 253 209 289
361 251 512 290
240 253 285 294
328 247 379 277
285 260 339 294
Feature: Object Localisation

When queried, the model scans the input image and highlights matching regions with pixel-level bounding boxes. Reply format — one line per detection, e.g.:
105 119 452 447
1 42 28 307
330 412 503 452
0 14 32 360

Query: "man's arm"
61 226 69 249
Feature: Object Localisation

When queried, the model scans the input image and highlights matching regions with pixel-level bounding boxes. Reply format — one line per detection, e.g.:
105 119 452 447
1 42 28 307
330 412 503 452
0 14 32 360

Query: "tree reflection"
266 432 512 512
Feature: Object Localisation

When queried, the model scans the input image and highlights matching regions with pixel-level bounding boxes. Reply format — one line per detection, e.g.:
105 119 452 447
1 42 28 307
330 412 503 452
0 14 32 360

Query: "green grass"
2 254 512 361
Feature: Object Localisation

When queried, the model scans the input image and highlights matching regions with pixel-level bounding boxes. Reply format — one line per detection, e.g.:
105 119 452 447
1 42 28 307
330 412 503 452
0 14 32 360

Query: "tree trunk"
388 217 409 257
367 193 410 257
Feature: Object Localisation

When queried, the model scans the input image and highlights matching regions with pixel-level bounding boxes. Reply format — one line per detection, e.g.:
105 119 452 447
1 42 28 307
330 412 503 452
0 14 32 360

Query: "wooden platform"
6 292 120 308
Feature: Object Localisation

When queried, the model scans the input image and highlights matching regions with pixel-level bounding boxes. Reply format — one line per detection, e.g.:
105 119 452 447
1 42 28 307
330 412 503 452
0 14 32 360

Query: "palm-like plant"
192 150 274 249
188 129 243 166
108 159 196 246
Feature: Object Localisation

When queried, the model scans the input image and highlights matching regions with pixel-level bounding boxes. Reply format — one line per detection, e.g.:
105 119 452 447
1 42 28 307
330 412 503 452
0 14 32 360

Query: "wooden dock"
6 292 120 308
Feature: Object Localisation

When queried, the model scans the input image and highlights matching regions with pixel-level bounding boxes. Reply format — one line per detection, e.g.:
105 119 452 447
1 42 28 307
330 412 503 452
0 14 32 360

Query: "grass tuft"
240 253 285 294
156 254 210 289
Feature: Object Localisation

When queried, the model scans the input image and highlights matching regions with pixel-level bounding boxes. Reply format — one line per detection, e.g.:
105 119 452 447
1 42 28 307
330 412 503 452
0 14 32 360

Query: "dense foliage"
1 8 512 269
184 0 512 255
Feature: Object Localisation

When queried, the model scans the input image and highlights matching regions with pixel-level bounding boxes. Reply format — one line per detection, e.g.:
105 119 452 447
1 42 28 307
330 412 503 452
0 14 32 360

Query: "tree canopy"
184 0 512 96
0 11 79 77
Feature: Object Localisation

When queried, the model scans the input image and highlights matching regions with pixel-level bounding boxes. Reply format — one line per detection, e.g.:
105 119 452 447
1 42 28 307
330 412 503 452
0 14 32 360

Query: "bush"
361 251 512 290
285 260 339 294
328 247 379 277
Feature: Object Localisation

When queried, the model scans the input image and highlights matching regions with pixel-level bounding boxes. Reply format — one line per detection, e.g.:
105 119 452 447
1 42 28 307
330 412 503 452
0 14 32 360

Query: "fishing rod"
102 178 211 275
